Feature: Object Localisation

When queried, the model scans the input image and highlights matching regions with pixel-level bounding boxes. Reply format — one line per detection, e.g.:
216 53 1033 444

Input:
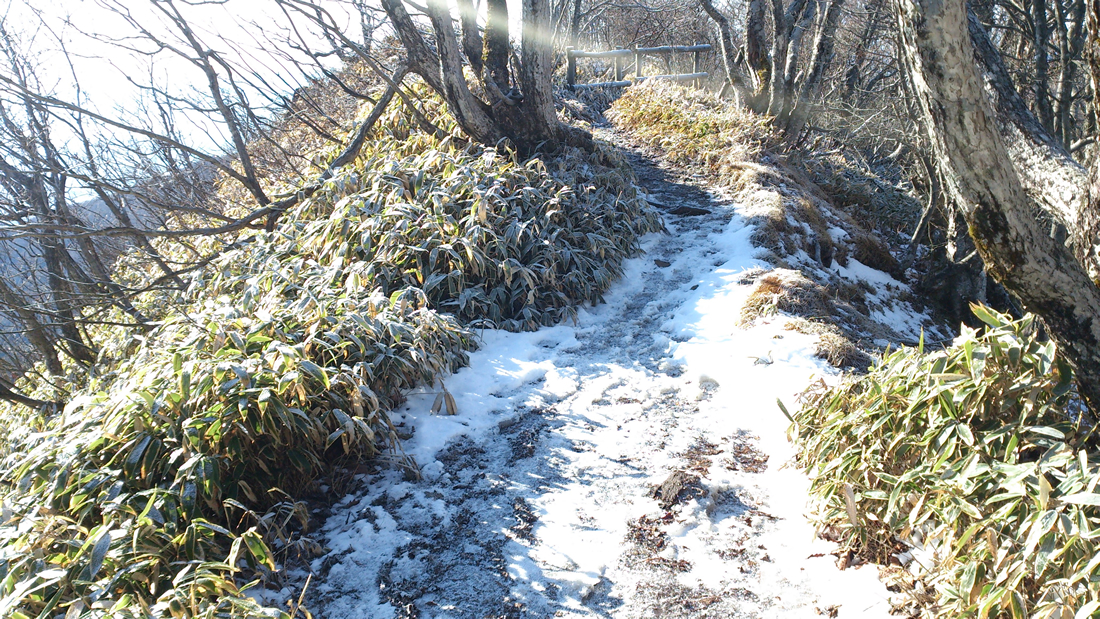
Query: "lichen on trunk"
895 0 1100 413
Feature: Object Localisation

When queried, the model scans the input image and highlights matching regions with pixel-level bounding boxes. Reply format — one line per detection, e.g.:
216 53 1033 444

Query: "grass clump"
792 304 1100 618
607 81 774 181
0 92 660 618
784 318 871 370
740 270 830 325
742 273 871 371
851 232 904 280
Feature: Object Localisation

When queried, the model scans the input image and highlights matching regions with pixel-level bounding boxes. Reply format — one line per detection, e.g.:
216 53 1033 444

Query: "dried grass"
815 331 870 370
740 270 830 325
607 81 775 177
851 233 904 280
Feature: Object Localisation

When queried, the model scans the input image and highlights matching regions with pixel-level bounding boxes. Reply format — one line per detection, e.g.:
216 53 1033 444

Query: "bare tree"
0 0 408 407
701 0 850 133
894 0 1100 412
375 0 591 150
700 0 755 102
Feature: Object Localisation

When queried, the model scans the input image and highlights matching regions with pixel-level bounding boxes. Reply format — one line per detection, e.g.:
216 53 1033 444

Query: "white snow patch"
830 257 903 289
312 189 906 618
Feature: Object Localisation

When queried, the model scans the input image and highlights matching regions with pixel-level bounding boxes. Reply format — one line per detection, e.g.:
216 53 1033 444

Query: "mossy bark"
895 0 1100 412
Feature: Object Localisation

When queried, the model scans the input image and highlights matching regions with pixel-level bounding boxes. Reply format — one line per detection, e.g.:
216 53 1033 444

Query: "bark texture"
1084 0 1100 281
895 0 1100 412
746 0 770 89
800 0 847 102
699 0 753 102
704 0 844 127
382 0 587 152
484 0 511 88
456 0 484 73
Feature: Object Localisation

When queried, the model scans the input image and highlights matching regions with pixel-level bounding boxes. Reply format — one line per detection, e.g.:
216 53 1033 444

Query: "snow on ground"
822 257 940 346
308 153 914 618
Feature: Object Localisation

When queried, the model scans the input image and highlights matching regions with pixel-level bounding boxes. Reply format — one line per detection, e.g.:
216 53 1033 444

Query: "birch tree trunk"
895 0 1100 413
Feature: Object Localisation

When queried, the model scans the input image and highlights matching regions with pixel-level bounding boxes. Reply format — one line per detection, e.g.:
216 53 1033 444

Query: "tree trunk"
782 0 816 91
0 277 63 375
484 0 511 88
767 0 789 114
516 0 563 143
383 0 588 153
700 0 754 103
1083 0 1100 283
1054 0 1086 146
785 0 846 134
424 0 502 143
746 0 770 91
380 0 446 93
40 237 95 365
457 0 484 74
895 0 1100 413
966 13 1091 273
26 174 96 366
800 0 846 102
1031 0 1056 130
768 0 811 121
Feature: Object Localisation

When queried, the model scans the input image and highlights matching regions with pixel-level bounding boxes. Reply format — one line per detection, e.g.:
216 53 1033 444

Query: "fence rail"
566 43 712 91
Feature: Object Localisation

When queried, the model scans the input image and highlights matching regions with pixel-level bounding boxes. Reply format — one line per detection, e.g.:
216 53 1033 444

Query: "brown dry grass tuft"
735 183 842 271
785 318 871 370
851 233 904 280
742 190 789 253
816 332 871 370
740 270 830 325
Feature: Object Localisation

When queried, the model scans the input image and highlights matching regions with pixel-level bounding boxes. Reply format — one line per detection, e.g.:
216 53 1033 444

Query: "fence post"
614 46 624 82
634 47 644 82
566 47 576 91
692 42 701 89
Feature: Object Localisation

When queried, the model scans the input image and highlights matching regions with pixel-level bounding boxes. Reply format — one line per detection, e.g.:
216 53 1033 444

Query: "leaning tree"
894 0 1100 412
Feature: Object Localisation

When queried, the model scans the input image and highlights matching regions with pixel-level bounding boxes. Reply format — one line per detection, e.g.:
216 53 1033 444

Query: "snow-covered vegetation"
795 307 1096 618
0 91 660 618
2 0 1100 613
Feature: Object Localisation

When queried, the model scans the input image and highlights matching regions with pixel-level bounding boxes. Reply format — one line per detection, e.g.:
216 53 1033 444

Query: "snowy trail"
307 144 899 618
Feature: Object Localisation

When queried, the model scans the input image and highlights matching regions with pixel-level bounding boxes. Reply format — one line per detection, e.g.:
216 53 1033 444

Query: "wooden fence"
565 44 712 91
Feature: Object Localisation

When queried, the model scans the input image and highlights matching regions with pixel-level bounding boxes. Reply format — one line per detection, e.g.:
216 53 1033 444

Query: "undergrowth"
607 80 775 184
792 305 1100 618
0 89 660 617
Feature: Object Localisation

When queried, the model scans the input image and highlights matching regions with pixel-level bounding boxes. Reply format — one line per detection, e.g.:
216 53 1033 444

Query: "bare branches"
0 0 415 395
0 374 59 409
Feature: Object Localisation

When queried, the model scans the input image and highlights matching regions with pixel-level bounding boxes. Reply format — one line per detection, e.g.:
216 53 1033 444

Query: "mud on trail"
304 133 902 618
